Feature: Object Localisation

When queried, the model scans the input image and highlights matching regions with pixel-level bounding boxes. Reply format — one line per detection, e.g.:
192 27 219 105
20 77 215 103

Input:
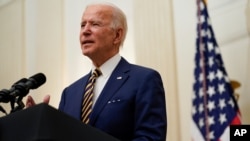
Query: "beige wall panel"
0 0 25 116
133 0 179 141
0 0 64 116
24 0 64 108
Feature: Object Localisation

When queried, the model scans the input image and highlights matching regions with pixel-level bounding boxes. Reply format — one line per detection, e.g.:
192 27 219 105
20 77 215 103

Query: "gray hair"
86 2 127 47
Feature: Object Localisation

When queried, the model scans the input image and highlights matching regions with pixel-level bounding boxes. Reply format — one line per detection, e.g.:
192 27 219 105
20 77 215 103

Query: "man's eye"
93 23 100 26
81 23 86 28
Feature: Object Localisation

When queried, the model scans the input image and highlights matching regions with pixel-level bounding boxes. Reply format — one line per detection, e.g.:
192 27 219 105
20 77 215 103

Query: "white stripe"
191 120 205 141
219 126 230 141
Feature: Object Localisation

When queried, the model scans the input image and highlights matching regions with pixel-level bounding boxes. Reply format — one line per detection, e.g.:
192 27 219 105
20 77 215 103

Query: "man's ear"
113 28 123 45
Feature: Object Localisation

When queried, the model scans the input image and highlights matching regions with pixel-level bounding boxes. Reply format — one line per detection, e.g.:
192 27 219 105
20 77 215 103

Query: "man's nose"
81 24 91 35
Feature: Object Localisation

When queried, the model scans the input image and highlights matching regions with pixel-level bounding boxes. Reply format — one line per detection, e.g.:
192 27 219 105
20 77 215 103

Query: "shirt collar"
92 54 121 78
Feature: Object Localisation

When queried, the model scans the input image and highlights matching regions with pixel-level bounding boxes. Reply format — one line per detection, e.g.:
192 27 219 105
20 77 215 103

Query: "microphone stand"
0 105 7 115
0 95 25 115
0 83 28 115
9 83 28 113
0 89 11 115
10 96 25 113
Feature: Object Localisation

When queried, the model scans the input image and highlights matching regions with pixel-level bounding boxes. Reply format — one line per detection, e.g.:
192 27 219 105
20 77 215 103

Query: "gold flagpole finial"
203 0 207 5
230 80 241 101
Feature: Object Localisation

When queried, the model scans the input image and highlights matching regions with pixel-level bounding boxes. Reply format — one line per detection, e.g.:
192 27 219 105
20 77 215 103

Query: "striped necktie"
81 69 101 124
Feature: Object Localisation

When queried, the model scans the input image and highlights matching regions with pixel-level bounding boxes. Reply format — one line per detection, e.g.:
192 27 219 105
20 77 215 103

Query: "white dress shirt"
92 54 121 106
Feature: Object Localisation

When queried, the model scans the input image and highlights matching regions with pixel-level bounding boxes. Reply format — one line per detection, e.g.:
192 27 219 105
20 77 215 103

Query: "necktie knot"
92 68 102 77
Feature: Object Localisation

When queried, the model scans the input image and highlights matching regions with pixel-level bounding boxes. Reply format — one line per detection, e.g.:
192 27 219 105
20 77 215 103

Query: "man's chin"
82 50 91 57
82 51 88 56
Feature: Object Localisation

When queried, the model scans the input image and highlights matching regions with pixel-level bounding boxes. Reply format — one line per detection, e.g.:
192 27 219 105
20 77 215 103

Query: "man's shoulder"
130 63 156 71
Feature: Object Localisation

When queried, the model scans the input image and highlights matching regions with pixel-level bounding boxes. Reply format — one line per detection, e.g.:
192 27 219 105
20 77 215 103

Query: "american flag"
192 0 241 141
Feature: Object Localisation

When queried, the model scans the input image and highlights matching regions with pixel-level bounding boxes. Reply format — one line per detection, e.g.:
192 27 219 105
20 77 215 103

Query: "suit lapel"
89 58 130 125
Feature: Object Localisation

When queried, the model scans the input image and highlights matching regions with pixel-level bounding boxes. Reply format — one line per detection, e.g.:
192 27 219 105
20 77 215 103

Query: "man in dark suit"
27 2 167 141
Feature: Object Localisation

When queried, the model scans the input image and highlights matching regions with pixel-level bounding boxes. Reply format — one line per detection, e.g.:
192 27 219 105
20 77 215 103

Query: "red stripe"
231 111 241 125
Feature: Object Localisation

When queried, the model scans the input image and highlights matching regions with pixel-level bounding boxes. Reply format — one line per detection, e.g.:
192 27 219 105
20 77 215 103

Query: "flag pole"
197 0 210 140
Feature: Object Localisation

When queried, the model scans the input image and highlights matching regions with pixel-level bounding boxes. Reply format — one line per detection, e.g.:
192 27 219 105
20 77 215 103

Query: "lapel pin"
117 76 122 79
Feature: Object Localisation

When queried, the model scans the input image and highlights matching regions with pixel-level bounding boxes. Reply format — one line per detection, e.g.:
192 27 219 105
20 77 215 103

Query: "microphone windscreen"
12 78 28 87
29 73 46 89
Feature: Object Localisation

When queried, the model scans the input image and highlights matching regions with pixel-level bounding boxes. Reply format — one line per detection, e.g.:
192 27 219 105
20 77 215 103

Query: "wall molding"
207 0 249 46
208 0 240 10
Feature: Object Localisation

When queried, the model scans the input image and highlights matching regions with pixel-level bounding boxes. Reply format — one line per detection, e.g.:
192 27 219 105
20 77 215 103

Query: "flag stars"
199 73 204 82
199 1 205 11
218 83 225 94
208 116 215 125
208 57 214 67
228 99 235 108
199 103 204 113
207 71 215 82
209 131 215 140
219 99 226 109
207 86 215 97
219 113 227 124
199 118 204 128
199 87 204 97
208 42 214 52
216 70 223 80
200 15 205 25
207 100 215 111
201 29 206 37
206 29 212 39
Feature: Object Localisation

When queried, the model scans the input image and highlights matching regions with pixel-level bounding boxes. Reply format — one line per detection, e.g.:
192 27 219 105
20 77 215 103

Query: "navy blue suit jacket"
58 57 167 141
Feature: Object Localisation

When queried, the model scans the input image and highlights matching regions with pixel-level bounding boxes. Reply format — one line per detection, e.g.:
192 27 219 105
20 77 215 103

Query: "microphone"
0 73 46 103
20 73 46 89
0 78 28 103
10 73 46 97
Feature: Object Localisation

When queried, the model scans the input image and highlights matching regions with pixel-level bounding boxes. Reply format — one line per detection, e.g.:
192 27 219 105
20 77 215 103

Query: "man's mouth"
82 40 94 45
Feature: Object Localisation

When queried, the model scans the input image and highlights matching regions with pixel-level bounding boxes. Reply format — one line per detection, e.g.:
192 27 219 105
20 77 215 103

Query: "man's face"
79 5 118 61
